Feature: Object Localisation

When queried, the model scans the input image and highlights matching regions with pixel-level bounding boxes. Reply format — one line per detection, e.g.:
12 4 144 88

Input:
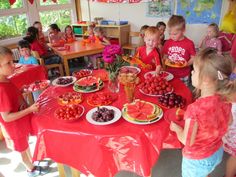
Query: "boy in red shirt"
163 15 196 85
0 47 47 177
136 26 161 75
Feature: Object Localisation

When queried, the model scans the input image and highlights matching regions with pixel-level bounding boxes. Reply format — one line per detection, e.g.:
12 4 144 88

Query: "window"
0 0 77 44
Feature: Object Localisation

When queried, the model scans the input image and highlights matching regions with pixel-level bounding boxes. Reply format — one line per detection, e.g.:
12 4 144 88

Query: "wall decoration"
177 0 222 24
146 0 174 17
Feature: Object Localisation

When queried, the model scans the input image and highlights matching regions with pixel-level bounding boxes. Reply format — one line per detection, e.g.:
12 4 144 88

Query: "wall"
80 0 229 46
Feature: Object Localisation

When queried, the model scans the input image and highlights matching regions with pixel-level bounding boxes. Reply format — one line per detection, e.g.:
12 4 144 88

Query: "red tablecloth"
31 71 192 177
9 64 47 89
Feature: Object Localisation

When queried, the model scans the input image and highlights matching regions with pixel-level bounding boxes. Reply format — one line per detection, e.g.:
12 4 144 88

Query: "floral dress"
223 103 236 156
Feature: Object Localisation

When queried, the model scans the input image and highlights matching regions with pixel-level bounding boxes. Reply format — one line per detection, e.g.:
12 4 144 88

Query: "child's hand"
29 103 40 113
170 121 181 132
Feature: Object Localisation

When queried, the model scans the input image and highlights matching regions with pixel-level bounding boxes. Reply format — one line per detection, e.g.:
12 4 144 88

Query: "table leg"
71 167 80 177
57 163 66 177
63 59 70 76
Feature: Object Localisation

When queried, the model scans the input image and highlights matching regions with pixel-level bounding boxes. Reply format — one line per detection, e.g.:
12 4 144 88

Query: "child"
223 101 236 177
136 26 161 74
33 21 46 45
48 24 65 44
0 47 48 177
170 48 234 177
64 25 76 43
199 23 222 54
87 24 96 42
156 21 166 46
18 40 38 65
163 15 196 85
24 26 61 65
138 25 149 47
93 27 110 45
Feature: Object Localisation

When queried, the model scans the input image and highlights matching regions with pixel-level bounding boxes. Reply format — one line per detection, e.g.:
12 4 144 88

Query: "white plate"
144 71 174 81
122 107 163 125
52 76 77 87
86 106 121 125
139 87 174 97
119 66 141 74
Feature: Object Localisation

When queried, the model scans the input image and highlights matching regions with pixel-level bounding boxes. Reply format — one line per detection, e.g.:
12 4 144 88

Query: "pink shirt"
163 37 196 78
183 95 231 159
204 36 222 53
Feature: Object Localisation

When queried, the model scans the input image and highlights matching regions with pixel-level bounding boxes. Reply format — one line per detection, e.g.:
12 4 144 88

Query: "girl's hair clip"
229 73 236 81
217 71 224 80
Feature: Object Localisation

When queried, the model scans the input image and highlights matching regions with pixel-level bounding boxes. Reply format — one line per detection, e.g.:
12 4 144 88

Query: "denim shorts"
182 147 223 177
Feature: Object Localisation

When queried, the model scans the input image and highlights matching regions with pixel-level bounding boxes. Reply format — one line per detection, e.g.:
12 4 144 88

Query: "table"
9 64 47 89
31 71 192 177
49 41 104 76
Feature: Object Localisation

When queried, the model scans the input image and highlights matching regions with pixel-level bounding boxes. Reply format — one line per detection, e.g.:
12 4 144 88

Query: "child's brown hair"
144 26 160 37
167 15 186 30
208 23 219 37
194 48 236 101
0 47 13 59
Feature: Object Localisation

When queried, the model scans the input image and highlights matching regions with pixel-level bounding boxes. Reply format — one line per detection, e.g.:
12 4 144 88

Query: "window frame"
1 0 77 46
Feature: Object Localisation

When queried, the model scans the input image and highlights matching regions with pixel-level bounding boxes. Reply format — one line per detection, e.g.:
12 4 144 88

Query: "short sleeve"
184 104 197 121
30 56 39 65
188 40 196 56
0 88 13 112
154 50 161 66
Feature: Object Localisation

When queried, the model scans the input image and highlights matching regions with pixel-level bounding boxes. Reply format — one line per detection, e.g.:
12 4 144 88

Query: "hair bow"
229 73 236 81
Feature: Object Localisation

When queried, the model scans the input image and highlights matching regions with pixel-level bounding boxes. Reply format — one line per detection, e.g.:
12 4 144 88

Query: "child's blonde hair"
194 48 236 101
0 47 13 59
168 15 186 30
208 23 219 38
144 26 160 37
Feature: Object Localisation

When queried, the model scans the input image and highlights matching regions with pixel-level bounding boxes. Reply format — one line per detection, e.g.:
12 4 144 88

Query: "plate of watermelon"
119 66 141 75
144 71 174 81
122 99 163 125
73 76 103 93
72 69 92 80
165 59 187 68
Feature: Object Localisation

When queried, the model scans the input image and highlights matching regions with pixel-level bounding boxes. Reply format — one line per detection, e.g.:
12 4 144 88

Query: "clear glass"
108 76 120 93
39 0 70 6
39 9 71 31
0 0 23 10
0 14 28 40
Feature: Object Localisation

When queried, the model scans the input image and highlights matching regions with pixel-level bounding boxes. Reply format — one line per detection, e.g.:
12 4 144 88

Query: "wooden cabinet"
72 24 130 46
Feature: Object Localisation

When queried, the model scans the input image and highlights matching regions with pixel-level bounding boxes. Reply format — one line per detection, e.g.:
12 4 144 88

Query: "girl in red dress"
0 47 47 177
170 48 235 177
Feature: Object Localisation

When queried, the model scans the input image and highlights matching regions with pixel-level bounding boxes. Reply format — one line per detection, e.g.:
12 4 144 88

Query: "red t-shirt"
0 81 32 139
183 95 231 159
231 37 236 61
163 37 196 78
30 39 48 57
136 46 161 72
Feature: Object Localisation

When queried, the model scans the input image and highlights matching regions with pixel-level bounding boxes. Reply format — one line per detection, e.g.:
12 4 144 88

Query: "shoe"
27 167 40 177
36 165 49 175
33 160 50 171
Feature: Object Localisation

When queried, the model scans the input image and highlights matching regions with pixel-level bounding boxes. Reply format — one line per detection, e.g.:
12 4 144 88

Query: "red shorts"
4 136 29 152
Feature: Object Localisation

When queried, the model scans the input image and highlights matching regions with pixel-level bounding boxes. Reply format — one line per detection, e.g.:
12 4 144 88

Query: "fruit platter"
157 93 186 109
122 99 163 125
23 80 50 92
72 69 92 80
144 71 174 81
52 76 76 87
58 92 82 105
119 66 141 75
54 104 84 122
86 106 122 125
165 59 187 68
73 76 103 93
87 92 117 106
139 75 173 97
164 108 185 127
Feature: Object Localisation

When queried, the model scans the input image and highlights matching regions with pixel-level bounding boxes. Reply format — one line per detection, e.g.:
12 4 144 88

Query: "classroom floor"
0 136 227 177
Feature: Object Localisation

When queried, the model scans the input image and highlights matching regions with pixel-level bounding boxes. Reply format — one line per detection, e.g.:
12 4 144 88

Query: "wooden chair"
31 51 64 77
122 31 140 54
57 163 80 177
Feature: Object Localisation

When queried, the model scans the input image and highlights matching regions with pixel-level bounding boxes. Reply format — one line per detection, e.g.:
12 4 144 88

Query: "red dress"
163 37 196 78
183 95 231 159
0 81 32 152
136 46 161 73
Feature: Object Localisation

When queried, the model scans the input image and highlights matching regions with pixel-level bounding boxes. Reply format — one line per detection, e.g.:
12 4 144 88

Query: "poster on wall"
146 0 174 18
176 0 222 24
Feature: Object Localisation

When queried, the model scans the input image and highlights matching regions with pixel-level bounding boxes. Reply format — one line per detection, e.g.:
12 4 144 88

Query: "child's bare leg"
225 155 236 177
20 148 34 171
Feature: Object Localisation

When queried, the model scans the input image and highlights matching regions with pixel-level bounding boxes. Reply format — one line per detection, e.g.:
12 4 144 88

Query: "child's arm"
199 36 206 49
101 37 111 46
0 103 39 122
155 65 161 74
187 56 195 66
162 54 168 69
170 119 198 146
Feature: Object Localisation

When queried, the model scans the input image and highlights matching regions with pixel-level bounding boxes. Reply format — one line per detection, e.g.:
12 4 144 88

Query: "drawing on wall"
146 0 174 18
177 0 222 24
